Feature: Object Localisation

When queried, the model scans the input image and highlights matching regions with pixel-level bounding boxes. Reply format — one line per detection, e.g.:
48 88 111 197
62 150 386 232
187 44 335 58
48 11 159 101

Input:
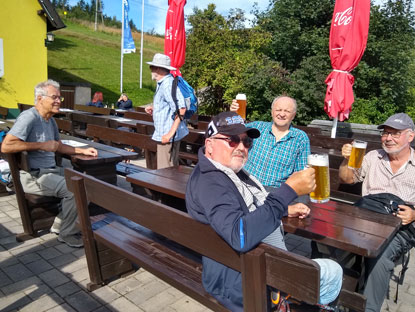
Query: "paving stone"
18 251 42 264
72 248 85 258
0 270 13 287
23 282 53 299
138 290 179 312
8 242 45 256
92 306 112 312
67 267 89 284
111 276 143 295
92 285 121 304
38 269 70 288
1 276 42 295
54 242 81 254
0 216 12 223
66 290 102 312
125 279 169 305
46 303 77 312
106 297 144 312
54 281 82 298
0 253 19 267
48 252 78 267
19 292 63 312
0 292 32 312
169 296 210 312
59 257 88 274
5 209 21 219
26 258 54 274
2 262 34 282
37 246 63 260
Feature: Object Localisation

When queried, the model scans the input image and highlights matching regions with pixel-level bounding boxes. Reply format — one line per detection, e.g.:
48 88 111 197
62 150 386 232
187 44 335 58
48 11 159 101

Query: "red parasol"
324 0 370 136
165 0 187 77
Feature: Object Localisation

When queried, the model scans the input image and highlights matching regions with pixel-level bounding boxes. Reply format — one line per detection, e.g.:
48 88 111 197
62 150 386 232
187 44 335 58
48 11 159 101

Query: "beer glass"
236 94 247 119
308 154 330 203
348 140 367 169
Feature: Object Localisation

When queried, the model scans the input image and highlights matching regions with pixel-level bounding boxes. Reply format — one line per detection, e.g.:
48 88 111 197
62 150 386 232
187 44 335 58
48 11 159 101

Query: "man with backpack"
339 113 415 312
145 53 188 168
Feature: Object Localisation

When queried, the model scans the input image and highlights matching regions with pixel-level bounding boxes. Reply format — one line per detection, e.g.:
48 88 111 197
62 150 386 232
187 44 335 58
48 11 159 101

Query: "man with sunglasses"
186 112 342 311
1 80 98 248
339 113 415 312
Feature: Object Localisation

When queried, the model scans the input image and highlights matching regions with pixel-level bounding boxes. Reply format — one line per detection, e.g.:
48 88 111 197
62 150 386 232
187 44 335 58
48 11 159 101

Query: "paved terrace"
1 173 415 311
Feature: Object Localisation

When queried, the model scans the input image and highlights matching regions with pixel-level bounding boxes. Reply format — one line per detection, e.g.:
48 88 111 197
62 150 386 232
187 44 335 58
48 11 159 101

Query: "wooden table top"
60 134 138 165
126 166 401 258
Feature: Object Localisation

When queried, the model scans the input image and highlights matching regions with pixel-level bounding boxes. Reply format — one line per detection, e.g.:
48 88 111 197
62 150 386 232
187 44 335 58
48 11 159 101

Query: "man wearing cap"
339 113 415 312
186 112 342 311
145 53 188 168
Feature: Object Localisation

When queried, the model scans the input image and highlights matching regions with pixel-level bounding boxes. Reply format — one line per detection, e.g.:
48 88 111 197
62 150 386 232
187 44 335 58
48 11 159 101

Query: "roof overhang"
37 0 66 32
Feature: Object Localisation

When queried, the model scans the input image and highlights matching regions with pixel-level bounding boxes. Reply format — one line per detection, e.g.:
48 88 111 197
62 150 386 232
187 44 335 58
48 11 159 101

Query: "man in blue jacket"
186 112 342 311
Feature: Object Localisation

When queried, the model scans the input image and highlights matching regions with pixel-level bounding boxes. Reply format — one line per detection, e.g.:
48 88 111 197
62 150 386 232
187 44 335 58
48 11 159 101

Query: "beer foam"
353 141 367 149
236 94 246 100
308 154 329 166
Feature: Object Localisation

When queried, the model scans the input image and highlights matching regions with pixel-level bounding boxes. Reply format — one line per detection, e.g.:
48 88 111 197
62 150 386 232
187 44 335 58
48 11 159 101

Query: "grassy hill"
48 19 164 106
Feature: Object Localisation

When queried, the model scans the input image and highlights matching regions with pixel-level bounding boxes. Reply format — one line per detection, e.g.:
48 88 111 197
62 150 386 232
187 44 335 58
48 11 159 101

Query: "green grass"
48 19 164 106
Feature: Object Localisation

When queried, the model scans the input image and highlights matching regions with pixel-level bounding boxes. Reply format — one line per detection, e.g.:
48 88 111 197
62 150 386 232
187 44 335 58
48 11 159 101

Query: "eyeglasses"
211 135 253 148
274 109 293 114
380 130 407 139
44 95 64 102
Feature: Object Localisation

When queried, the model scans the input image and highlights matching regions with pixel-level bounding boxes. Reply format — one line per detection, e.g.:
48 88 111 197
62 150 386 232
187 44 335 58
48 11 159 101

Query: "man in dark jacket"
186 112 342 311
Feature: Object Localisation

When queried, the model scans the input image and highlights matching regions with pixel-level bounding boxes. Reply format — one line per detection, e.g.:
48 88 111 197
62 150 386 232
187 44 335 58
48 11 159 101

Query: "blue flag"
123 0 136 54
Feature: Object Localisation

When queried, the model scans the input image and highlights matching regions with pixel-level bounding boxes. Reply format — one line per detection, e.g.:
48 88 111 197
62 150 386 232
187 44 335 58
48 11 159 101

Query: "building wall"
0 0 48 116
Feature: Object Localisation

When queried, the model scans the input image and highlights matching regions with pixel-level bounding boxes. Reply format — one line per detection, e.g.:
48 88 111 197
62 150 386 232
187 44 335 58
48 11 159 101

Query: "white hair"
34 79 60 104
271 96 297 112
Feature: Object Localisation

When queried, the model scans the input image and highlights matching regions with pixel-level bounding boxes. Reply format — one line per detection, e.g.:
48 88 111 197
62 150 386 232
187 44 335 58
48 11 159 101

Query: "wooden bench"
86 124 158 170
134 106 147 113
65 168 365 311
54 117 72 135
6 152 61 241
74 104 115 115
0 106 9 119
124 111 154 122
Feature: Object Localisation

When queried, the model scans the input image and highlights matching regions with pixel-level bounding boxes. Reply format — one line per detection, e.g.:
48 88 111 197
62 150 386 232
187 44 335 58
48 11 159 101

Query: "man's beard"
382 142 408 155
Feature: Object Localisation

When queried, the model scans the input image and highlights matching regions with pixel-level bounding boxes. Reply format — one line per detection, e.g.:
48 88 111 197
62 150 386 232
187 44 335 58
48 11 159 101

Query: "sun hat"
146 53 176 71
205 112 260 139
377 113 415 131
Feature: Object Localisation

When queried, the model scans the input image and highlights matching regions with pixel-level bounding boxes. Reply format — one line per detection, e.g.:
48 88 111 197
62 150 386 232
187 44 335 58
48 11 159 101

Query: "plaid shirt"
354 148 415 205
244 121 310 188
152 74 188 142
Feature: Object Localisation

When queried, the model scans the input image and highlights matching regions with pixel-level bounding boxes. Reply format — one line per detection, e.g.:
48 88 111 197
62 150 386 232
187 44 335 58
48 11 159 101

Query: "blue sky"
68 0 386 35
68 0 273 34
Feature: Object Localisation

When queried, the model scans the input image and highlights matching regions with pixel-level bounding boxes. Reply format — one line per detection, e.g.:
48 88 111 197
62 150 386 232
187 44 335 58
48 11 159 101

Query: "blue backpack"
171 76 198 120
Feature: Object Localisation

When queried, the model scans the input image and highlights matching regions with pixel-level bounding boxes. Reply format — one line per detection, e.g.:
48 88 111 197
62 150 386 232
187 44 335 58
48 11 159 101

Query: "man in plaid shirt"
145 53 189 168
231 96 310 189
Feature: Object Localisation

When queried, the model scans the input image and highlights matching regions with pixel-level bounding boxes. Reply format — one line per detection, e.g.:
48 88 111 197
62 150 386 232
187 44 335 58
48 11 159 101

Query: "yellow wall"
0 0 48 110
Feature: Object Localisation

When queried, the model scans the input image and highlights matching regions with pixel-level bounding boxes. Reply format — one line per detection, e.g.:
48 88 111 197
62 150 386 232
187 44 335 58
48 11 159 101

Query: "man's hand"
145 105 153 115
161 134 171 144
285 168 316 196
42 140 60 152
230 99 239 112
341 143 353 159
80 147 98 157
288 203 310 219
396 205 415 225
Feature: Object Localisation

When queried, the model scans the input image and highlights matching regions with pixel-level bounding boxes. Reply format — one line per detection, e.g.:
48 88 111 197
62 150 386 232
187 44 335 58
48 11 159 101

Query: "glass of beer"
348 140 367 169
308 154 330 203
236 93 247 119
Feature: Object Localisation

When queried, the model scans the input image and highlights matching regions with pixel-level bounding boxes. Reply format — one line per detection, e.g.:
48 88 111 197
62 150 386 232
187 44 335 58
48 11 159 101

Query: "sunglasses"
211 135 253 148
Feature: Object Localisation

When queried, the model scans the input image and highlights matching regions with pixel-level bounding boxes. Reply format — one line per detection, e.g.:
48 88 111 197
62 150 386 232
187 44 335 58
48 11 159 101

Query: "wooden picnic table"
59 134 138 184
126 166 401 259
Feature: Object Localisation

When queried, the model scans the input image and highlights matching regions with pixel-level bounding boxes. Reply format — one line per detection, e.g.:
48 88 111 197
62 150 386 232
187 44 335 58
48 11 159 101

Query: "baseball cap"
205 112 260 139
377 113 415 131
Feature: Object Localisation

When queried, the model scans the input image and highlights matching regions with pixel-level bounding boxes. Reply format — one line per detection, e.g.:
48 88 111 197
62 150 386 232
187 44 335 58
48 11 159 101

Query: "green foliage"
183 4 288 119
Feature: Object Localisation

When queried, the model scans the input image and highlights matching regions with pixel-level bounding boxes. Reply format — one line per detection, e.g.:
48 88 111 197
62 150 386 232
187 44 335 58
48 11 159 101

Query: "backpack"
171 76 198 120
354 193 415 302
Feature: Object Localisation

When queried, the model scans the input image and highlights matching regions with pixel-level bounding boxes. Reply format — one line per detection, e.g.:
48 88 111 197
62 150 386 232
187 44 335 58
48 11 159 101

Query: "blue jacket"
186 148 297 310
117 99 133 110
86 101 104 108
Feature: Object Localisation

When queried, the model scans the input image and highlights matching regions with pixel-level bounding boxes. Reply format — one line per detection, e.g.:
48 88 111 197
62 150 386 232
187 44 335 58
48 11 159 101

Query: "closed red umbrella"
165 0 187 77
324 0 370 137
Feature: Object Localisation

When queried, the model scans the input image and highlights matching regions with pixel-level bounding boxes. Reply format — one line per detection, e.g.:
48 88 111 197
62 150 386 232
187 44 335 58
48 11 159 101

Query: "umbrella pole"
331 117 338 138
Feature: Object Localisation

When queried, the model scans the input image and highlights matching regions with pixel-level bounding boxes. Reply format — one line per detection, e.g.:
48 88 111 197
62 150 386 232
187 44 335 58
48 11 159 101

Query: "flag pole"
139 0 144 89
120 0 125 93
